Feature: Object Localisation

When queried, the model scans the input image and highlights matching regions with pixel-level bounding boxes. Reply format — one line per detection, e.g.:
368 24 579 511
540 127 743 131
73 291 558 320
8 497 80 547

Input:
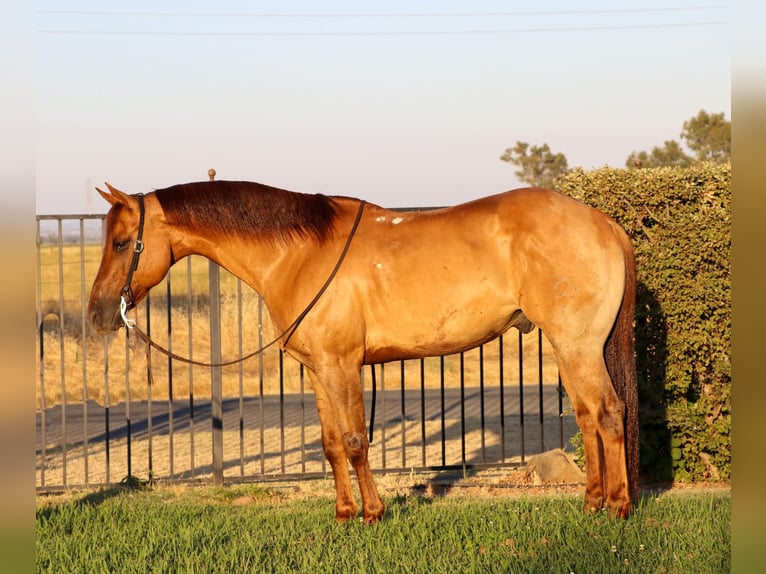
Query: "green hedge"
556 163 731 482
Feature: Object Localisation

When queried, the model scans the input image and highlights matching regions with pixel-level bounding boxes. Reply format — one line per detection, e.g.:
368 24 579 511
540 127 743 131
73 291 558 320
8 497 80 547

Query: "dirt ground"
248 468 730 505
37 464 730 511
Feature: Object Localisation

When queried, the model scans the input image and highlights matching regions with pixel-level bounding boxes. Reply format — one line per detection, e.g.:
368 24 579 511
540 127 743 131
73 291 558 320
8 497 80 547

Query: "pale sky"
34 1 731 214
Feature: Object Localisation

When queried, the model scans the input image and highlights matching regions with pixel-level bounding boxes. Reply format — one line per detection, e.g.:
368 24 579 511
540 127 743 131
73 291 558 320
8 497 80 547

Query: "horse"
88 179 639 521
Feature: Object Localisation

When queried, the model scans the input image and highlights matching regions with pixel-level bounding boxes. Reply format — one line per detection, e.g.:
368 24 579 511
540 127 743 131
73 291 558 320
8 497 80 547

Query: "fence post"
208 168 224 486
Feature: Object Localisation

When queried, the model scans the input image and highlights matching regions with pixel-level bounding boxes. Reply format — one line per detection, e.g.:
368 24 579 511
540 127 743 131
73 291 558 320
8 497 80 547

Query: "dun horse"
88 180 638 521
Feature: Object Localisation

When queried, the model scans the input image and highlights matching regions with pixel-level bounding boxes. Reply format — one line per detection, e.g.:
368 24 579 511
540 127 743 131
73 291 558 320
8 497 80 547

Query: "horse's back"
342 188 627 362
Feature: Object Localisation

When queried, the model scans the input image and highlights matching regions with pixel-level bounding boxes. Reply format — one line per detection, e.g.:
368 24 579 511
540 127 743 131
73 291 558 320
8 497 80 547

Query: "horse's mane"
153 181 340 243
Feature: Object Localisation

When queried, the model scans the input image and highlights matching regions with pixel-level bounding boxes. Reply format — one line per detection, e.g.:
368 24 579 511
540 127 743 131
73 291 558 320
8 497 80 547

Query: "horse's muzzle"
88 298 124 335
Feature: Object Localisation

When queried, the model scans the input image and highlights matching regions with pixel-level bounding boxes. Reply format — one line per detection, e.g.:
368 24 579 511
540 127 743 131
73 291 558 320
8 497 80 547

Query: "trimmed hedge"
556 163 731 482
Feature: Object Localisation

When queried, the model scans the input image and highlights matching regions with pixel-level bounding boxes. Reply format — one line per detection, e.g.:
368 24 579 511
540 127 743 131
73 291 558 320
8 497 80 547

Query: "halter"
119 193 146 329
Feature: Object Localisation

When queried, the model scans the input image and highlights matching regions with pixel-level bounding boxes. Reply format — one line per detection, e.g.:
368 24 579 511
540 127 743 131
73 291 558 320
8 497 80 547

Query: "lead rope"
369 364 377 444
120 197 373 442
122 199 367 368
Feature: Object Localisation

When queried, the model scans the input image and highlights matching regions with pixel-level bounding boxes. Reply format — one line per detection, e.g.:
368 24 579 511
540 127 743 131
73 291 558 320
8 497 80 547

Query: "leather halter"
119 193 145 328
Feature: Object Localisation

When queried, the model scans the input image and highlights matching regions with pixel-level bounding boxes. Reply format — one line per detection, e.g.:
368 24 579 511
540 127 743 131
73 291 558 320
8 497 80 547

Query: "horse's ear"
96 182 134 207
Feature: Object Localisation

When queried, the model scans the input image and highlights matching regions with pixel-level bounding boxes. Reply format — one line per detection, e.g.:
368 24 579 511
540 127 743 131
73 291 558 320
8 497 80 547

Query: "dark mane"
153 181 340 243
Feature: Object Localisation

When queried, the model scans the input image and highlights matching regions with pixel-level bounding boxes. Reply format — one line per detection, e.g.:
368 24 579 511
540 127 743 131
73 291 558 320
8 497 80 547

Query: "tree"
681 109 731 163
500 141 569 189
626 110 730 168
626 140 692 169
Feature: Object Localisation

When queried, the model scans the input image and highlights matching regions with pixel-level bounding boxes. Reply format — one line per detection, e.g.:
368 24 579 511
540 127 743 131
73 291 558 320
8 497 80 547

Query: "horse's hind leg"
556 348 631 518
308 367 385 524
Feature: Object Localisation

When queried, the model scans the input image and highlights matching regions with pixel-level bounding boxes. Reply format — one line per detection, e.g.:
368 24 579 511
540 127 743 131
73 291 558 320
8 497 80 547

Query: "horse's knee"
343 432 369 465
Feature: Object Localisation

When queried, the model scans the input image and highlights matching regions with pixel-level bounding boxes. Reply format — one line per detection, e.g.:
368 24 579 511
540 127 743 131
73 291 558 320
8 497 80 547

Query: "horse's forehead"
104 202 136 236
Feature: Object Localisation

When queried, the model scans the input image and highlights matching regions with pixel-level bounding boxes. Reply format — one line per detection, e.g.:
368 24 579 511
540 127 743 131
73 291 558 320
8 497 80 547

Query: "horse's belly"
363 289 518 363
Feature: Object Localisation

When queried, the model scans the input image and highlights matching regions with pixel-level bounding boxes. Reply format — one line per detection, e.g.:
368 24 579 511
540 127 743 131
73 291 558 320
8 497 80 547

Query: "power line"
36 6 729 19
37 20 729 37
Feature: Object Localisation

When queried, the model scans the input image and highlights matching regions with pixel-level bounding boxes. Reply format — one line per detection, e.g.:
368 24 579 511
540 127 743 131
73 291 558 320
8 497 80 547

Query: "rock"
525 449 586 485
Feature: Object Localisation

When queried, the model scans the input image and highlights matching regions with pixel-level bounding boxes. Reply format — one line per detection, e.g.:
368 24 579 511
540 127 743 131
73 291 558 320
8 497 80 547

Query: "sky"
33 1 731 214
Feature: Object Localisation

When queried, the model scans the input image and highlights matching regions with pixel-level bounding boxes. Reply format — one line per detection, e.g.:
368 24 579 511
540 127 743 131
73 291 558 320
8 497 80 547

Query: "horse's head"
88 183 174 334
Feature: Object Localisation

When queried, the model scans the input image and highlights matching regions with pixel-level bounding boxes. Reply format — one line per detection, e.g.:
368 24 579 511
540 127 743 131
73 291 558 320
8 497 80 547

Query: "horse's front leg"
309 366 385 524
310 375 359 521
342 423 385 524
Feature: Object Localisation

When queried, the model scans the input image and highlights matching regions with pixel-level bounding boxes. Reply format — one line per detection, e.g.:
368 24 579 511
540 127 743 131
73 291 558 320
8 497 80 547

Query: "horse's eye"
113 239 130 252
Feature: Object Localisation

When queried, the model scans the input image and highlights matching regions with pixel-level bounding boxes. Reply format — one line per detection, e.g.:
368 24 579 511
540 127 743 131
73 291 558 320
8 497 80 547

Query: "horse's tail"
605 223 639 502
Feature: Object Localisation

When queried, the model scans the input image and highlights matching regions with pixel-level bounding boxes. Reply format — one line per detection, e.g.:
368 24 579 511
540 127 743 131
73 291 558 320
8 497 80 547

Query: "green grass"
36 485 729 573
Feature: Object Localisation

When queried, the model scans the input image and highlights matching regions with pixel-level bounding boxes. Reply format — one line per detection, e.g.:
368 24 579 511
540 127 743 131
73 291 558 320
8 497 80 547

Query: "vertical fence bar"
400 361 406 468
209 261 223 486
518 331 525 463
166 272 174 478
258 295 265 475
380 364 386 469
101 217 111 484
558 373 564 449
186 257 195 479
36 220 46 487
237 279 245 477
146 296 153 481
538 328 545 453
56 220 67 485
103 332 110 484
439 356 446 466
300 363 306 473
499 336 506 463
279 351 285 473
125 327 132 478
459 352 466 467
479 345 486 463
419 358 426 467
79 219 89 485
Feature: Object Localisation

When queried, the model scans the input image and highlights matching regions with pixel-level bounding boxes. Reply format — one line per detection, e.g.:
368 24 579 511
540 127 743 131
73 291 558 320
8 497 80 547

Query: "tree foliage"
626 110 730 168
681 110 731 163
626 140 692 169
499 142 568 189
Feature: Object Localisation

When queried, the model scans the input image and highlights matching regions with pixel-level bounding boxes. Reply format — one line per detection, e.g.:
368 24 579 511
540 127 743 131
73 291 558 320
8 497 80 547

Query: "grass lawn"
36 480 729 573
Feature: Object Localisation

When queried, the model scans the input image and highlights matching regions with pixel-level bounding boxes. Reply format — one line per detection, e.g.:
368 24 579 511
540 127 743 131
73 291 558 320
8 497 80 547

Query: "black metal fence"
35 213 576 492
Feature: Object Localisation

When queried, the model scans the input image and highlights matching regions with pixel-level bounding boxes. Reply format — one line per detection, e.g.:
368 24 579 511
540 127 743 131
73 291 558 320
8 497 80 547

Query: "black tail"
605 224 639 502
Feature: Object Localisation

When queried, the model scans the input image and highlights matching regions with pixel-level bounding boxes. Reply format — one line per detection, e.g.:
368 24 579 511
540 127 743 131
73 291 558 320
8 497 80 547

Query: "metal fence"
35 213 577 492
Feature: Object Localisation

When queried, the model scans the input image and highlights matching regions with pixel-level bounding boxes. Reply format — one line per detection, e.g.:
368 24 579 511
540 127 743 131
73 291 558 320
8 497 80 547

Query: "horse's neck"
172 227 302 300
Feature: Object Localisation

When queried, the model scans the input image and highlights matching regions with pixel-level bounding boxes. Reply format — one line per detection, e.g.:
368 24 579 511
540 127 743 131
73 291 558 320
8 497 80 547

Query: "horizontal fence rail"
35 213 575 492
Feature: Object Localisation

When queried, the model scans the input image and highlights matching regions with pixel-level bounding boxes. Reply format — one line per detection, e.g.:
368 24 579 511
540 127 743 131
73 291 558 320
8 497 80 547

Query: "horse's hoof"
361 503 385 525
583 493 604 514
335 504 358 523
609 500 632 519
